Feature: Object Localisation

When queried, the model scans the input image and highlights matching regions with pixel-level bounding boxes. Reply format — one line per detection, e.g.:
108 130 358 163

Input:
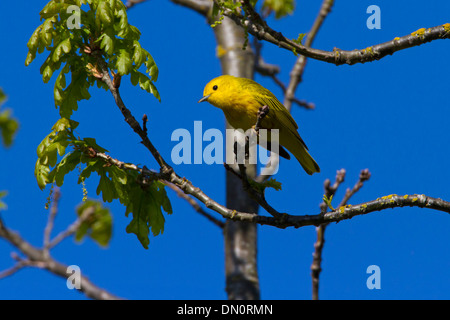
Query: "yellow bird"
199 75 320 175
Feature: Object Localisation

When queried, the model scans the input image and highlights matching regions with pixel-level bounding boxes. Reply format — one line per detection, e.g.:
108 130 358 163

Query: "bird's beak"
198 94 210 103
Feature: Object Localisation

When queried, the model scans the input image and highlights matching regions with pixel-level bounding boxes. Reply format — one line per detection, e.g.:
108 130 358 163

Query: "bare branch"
43 187 61 259
49 205 97 249
95 56 173 176
319 168 346 214
0 217 122 300
236 163 283 219
82 142 450 229
125 0 147 9
338 169 371 207
312 168 346 300
171 0 211 16
312 168 371 300
285 0 334 110
222 5 450 66
0 254 27 280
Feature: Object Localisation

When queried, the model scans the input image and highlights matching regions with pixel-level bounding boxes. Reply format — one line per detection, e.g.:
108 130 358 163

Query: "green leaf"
0 191 8 211
262 0 295 19
154 181 173 215
83 137 108 153
49 150 82 187
97 0 114 26
96 170 117 203
52 117 78 132
116 49 132 75
75 200 113 247
0 90 19 147
34 118 79 189
264 178 282 191
292 33 306 45
130 70 160 102
42 64 54 83
322 194 335 211
35 162 51 190
40 1 71 20
144 51 158 81
26 26 43 66
40 17 56 47
109 165 127 185
125 181 172 249
132 41 145 67
78 158 104 182
58 68 90 118
248 177 282 193
115 5 129 37
52 38 72 63
99 32 114 55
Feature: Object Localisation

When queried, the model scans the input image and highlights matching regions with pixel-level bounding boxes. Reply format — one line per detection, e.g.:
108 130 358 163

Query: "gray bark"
212 17 260 300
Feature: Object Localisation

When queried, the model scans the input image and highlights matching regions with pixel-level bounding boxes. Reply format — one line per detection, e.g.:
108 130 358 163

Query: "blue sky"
0 0 449 299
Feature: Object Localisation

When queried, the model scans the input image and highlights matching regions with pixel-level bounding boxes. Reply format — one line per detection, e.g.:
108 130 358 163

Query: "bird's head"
198 75 238 109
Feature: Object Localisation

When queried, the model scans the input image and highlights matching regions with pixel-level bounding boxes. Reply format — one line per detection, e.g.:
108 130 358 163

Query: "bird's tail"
283 134 320 175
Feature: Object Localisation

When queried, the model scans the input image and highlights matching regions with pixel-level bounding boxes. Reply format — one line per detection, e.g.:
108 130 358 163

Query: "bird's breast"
222 100 261 130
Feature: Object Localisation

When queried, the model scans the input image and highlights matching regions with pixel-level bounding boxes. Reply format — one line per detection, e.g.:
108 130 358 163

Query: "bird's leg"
233 138 250 161
245 136 250 160
254 105 270 134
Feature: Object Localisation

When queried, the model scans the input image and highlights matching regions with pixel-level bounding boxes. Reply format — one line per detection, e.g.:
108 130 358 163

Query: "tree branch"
84 145 450 229
49 205 97 249
165 182 225 229
284 0 334 111
96 57 173 176
0 216 122 300
222 6 450 66
43 187 61 259
171 0 211 16
311 168 346 300
125 0 147 9
312 169 370 300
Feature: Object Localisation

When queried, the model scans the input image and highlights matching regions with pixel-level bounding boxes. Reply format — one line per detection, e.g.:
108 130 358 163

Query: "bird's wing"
253 90 309 150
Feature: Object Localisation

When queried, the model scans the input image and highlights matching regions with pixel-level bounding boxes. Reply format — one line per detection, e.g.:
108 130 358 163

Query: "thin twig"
311 168 371 300
43 187 61 260
0 216 122 299
95 56 173 176
312 168 345 300
49 206 97 249
256 0 332 181
285 0 334 111
0 255 26 280
225 163 282 219
165 182 225 228
338 169 371 207
142 114 148 134
125 0 147 9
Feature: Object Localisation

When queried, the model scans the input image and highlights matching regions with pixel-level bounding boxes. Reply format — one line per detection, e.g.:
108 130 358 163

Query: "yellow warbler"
199 75 320 175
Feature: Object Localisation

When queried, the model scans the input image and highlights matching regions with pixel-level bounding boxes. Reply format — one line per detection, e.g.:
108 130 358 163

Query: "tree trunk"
212 17 260 300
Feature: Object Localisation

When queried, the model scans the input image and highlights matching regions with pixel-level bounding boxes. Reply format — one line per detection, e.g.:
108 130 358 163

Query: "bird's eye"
213 85 218 90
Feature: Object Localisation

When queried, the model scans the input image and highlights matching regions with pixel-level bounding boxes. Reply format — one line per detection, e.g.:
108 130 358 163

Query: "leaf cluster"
261 0 295 19
26 0 160 119
35 117 172 249
75 199 113 247
25 0 171 249
0 88 19 148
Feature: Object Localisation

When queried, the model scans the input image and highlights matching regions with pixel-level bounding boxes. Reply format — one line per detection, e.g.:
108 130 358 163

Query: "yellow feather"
199 75 320 175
